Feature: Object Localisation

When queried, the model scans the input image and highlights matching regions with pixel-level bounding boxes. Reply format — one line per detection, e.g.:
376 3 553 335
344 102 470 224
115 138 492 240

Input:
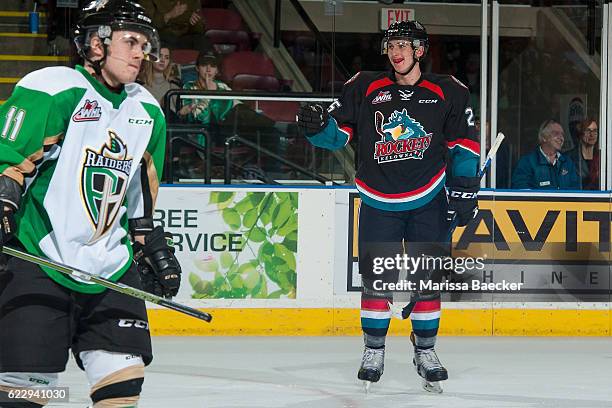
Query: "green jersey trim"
75 65 127 109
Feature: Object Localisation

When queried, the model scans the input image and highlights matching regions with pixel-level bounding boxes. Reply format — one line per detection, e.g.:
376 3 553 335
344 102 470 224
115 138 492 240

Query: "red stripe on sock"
361 298 390 311
412 299 441 313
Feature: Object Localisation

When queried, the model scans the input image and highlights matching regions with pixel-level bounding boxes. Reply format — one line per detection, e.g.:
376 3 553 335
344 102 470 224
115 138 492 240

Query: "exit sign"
380 8 415 30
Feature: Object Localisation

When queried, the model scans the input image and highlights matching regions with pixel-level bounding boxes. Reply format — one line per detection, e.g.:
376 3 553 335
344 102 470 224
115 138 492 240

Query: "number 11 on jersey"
1 106 26 141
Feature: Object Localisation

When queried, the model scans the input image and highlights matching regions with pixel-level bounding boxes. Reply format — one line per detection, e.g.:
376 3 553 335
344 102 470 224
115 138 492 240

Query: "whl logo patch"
73 99 102 122
372 91 392 105
373 109 432 163
81 130 133 243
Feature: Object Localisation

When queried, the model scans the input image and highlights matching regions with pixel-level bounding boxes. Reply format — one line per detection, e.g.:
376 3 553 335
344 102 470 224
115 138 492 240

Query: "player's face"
154 48 171 73
103 30 150 86
387 39 423 73
544 123 565 151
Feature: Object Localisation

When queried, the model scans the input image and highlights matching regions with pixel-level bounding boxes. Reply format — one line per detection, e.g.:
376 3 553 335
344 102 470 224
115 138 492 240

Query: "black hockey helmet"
381 20 429 57
74 0 160 62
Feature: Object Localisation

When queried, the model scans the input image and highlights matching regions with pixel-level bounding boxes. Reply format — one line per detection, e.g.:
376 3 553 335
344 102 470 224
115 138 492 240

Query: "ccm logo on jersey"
72 99 102 122
118 319 149 330
129 118 154 125
372 91 392 105
419 99 438 104
448 191 478 199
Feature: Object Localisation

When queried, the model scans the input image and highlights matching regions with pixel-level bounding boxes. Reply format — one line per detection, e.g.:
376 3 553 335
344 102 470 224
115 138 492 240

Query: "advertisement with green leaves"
155 190 298 299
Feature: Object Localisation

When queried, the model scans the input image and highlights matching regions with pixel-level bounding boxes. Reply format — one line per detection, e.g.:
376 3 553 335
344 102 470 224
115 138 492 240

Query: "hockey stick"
2 246 213 322
389 133 506 320
446 132 506 238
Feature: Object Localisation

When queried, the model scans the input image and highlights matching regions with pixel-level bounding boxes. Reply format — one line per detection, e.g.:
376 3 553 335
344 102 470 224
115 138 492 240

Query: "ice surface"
50 336 612 407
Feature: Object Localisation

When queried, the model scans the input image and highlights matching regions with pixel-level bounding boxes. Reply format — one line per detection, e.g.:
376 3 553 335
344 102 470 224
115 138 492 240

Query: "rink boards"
148 186 612 336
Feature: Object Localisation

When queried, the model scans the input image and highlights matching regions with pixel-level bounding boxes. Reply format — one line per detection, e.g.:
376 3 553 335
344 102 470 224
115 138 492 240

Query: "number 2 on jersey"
465 107 475 127
1 106 26 141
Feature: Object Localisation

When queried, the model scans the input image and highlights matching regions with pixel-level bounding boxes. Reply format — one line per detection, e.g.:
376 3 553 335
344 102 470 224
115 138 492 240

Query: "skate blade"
422 379 443 393
363 380 372 394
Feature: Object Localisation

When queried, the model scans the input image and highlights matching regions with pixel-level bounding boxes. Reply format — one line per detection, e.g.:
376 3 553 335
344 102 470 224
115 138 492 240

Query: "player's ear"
415 46 425 59
89 35 105 59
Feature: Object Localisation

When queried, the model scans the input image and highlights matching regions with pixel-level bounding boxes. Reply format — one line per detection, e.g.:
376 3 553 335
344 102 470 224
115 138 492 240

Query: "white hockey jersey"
0 65 166 293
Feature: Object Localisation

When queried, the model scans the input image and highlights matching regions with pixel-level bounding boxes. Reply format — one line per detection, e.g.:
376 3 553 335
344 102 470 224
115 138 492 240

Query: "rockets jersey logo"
81 130 133 244
373 109 432 164
73 99 102 122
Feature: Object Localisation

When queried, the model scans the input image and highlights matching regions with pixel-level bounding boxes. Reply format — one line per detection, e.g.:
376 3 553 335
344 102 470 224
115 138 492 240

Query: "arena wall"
148 186 612 336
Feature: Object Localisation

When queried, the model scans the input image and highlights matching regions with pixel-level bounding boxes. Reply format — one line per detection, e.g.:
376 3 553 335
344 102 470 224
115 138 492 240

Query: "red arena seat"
221 51 280 91
170 49 199 65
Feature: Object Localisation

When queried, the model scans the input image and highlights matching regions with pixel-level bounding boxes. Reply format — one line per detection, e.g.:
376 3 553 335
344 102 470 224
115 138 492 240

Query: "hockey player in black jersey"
297 20 480 393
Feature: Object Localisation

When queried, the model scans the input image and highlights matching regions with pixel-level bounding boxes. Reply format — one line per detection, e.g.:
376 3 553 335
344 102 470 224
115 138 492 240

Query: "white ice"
51 336 612 407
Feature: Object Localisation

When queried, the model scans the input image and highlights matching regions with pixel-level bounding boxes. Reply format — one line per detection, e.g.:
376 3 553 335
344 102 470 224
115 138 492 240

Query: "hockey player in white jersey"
0 1 181 406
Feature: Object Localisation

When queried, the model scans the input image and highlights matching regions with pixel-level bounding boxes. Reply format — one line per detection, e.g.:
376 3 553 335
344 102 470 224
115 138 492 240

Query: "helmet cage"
381 37 428 56
75 21 160 62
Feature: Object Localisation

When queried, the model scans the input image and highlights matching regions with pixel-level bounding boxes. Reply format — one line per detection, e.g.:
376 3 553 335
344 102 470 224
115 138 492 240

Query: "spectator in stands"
512 119 580 190
140 46 181 110
568 118 600 190
178 51 236 126
139 0 212 51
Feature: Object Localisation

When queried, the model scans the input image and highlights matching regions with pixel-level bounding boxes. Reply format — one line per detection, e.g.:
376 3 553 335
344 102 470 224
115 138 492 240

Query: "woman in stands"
178 51 236 125
141 46 181 110
568 118 600 190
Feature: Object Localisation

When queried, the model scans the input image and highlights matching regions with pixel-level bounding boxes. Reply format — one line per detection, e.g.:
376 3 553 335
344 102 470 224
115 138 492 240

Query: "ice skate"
357 346 385 393
411 333 447 393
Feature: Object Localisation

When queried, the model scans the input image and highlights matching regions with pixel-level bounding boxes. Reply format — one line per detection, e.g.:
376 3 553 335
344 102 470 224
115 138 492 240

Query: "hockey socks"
410 298 441 349
360 295 392 339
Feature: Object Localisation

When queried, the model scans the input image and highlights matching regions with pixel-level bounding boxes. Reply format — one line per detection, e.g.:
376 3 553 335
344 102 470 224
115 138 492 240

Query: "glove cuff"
448 176 480 190
0 176 23 211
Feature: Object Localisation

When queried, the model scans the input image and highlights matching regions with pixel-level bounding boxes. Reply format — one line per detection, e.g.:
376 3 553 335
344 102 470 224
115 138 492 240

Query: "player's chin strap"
80 42 121 92
80 43 107 77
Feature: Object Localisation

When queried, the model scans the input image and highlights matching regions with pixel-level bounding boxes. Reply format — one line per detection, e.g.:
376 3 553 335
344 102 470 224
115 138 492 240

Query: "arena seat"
201 9 255 54
255 101 300 123
221 51 280 91
171 49 199 65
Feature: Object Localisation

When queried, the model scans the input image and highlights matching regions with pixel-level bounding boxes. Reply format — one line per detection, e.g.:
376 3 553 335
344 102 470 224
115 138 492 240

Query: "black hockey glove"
0 176 21 252
296 103 329 136
0 204 17 251
447 176 480 227
133 226 182 298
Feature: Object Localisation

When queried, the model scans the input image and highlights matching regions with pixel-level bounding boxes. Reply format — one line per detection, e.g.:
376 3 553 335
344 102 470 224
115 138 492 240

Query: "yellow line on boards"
0 77 20 83
0 11 47 17
146 308 612 336
0 33 47 38
0 55 69 61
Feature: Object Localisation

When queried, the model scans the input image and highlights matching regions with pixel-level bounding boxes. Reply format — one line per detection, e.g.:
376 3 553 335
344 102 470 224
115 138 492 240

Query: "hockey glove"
0 176 21 252
296 103 329 136
0 203 16 250
133 226 182 298
447 176 480 227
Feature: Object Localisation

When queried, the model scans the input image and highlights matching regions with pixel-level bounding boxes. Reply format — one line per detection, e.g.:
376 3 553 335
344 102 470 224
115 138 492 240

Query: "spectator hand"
189 11 202 26
296 103 329 136
178 104 195 117
164 1 188 23
447 176 479 227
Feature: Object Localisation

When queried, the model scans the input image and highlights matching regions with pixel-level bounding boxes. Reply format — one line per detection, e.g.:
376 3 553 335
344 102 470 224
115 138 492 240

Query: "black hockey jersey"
308 71 480 211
